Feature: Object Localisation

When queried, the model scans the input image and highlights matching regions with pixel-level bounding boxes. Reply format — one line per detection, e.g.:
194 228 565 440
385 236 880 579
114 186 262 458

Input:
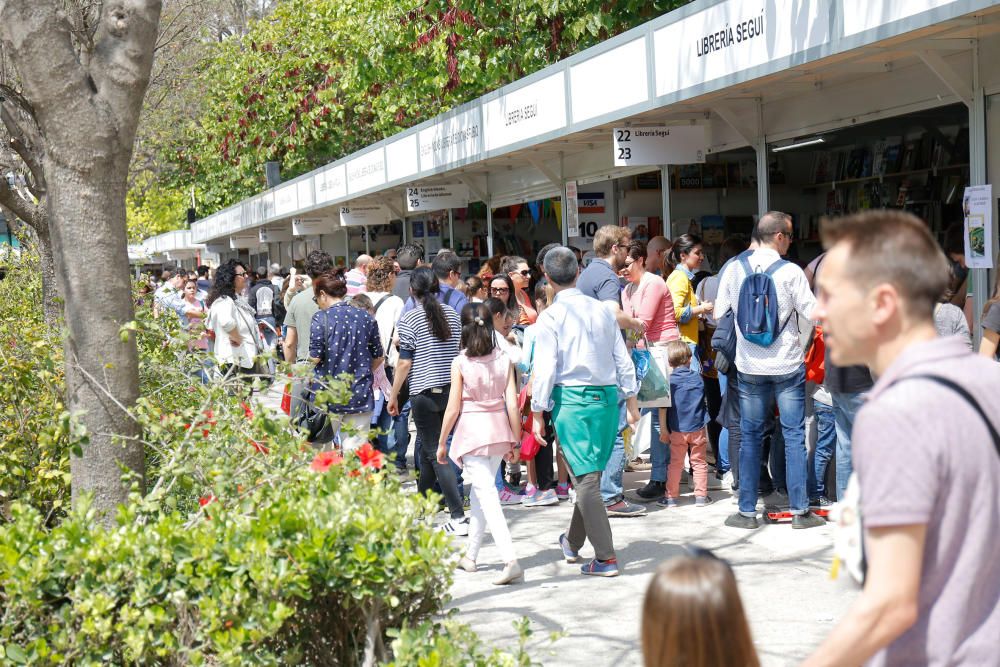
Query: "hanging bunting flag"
527 200 542 224
552 199 562 230
509 203 522 221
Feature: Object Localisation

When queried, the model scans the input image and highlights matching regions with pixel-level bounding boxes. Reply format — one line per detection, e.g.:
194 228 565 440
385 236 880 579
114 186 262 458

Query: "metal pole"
344 228 350 266
486 202 494 257
364 226 370 255
970 41 988 344
755 98 769 217
660 165 671 236
448 208 454 250
561 187 569 246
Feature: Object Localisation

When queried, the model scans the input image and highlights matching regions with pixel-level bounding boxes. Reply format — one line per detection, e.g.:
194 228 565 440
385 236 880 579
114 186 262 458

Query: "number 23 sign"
612 126 706 166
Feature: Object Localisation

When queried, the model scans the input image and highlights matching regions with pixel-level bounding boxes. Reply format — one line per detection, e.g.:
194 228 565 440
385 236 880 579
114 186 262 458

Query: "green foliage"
126 171 191 242
153 0 691 218
0 249 77 521
388 617 553 667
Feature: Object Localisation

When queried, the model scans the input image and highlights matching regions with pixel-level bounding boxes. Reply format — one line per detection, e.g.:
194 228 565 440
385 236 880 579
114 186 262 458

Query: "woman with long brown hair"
642 550 759 667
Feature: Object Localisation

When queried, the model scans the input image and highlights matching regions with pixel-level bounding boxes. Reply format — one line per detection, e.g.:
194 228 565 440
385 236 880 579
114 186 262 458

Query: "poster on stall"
962 185 993 269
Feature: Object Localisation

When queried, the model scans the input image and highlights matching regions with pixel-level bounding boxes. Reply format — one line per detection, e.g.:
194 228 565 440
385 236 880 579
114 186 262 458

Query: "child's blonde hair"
642 551 759 667
666 340 692 368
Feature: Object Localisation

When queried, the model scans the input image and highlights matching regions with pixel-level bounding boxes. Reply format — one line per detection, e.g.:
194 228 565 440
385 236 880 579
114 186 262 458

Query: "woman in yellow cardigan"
666 234 714 371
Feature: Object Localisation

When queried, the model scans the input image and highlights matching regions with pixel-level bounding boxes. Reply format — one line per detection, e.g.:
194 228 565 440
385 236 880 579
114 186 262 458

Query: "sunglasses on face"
512 269 530 277
235 271 247 277
491 286 509 293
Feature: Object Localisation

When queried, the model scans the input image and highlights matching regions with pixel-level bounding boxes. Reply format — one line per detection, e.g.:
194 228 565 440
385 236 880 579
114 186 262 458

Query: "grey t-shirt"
933 303 972 351
285 289 318 361
853 337 1000 666
982 301 1000 335
576 258 621 303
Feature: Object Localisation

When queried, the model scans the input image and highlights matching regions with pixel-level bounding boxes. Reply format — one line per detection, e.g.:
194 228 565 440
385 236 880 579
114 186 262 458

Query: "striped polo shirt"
397 304 461 394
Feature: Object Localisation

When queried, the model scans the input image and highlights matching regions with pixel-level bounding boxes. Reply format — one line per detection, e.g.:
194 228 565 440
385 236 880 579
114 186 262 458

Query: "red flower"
249 438 270 455
311 450 343 472
241 402 255 420
199 494 215 507
355 442 384 470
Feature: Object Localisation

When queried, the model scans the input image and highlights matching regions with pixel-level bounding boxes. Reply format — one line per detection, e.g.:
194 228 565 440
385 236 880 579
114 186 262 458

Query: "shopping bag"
632 410 652 458
637 346 672 409
637 350 670 403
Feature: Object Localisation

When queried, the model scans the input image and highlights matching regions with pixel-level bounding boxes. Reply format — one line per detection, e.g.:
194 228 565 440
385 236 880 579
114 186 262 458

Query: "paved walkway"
445 474 856 667
256 385 855 665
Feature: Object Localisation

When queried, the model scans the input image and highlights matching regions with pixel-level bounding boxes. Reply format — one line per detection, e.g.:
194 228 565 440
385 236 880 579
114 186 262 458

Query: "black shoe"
634 480 665 501
809 496 834 509
725 513 760 530
792 511 826 529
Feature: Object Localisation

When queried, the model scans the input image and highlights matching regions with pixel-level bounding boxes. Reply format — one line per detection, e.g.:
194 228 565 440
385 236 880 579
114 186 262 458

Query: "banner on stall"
340 205 390 227
565 181 580 237
963 185 993 269
406 184 470 212
612 125 707 167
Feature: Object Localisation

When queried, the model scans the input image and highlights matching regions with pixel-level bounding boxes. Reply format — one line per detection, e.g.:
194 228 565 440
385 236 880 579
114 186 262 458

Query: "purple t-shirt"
853 337 1000 666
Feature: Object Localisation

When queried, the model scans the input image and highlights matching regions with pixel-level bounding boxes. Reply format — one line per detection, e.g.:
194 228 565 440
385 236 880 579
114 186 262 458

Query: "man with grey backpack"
804 211 999 666
713 212 825 530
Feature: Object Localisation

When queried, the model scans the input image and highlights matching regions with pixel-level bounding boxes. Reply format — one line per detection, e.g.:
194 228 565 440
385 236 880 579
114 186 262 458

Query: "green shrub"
0 250 77 521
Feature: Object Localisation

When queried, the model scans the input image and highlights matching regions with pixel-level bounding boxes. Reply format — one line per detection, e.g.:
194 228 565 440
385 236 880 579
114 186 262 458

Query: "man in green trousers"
530 247 639 577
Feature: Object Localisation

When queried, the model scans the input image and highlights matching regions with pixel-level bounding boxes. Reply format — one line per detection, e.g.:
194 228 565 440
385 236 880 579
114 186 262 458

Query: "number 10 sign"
612 125 707 166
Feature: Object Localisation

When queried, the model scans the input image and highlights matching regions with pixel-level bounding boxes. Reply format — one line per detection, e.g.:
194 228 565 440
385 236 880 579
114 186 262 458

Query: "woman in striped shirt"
388 267 468 535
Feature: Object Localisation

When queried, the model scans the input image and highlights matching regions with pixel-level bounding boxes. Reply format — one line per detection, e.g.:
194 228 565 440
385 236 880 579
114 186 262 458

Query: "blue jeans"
646 406 670 483
601 398 628 504
717 372 730 474
808 399 836 500
389 400 412 471
372 394 393 456
831 391 866 501
738 365 809 515
687 342 701 372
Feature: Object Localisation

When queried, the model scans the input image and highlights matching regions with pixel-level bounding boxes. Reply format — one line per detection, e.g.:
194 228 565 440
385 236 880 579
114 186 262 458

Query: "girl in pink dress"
438 302 523 585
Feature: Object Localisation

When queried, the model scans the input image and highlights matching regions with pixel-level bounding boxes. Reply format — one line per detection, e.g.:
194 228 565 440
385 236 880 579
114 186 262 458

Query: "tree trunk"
47 158 144 517
33 221 61 329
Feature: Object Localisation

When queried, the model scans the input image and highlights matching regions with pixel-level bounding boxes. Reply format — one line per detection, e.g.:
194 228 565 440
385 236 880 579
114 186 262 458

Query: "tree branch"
91 0 163 141
0 170 44 231
0 1 108 160
0 100 46 196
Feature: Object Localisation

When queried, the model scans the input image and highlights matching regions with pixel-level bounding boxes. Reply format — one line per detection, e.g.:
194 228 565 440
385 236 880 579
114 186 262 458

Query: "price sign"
405 184 470 212
340 205 389 227
613 125 707 166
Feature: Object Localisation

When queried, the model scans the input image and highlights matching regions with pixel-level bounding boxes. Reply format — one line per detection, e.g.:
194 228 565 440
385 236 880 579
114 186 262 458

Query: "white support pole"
970 42 988 343
486 202 494 257
660 165 671 235
448 208 455 249
561 187 569 246
755 98 769 217
343 228 350 264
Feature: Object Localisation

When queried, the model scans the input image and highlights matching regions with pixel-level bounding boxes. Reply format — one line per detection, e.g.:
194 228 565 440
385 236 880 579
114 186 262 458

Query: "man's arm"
801 524 926 667
283 327 298 362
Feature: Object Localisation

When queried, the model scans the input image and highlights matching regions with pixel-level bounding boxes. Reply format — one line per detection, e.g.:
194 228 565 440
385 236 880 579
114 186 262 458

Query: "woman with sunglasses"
488 274 519 315
206 259 260 384
501 255 537 325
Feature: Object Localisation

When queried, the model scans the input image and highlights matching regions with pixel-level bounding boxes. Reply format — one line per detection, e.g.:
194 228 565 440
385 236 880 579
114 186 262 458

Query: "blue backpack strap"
764 258 788 277
738 253 754 276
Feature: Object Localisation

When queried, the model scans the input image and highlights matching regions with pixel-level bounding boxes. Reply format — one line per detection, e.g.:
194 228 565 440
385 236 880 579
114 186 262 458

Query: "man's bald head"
646 236 671 275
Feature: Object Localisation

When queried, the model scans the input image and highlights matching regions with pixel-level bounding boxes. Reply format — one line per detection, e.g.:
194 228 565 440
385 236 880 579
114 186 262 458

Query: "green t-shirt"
285 289 318 361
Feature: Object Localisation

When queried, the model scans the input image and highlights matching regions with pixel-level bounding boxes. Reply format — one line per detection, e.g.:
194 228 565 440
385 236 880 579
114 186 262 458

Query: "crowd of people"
145 208 1000 666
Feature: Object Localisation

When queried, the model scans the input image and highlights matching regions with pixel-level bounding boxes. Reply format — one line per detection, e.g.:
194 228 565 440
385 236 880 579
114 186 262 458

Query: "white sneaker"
499 486 524 506
722 471 735 489
441 517 470 536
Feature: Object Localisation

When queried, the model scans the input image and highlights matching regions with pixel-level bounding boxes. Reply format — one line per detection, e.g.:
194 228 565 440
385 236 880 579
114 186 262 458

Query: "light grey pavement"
255 385 856 666
444 473 857 667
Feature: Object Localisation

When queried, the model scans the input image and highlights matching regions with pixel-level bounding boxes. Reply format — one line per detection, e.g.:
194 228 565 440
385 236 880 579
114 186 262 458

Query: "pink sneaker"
499 486 524 505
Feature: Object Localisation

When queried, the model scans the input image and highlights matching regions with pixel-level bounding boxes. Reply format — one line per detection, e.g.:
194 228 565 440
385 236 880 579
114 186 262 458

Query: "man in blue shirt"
576 225 647 518
400 251 467 314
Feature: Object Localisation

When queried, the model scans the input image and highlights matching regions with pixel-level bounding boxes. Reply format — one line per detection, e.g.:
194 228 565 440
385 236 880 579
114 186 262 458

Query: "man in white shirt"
531 247 640 577
714 212 825 529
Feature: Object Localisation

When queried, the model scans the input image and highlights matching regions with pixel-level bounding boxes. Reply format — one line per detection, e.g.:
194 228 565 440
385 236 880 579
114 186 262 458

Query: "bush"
0 250 77 521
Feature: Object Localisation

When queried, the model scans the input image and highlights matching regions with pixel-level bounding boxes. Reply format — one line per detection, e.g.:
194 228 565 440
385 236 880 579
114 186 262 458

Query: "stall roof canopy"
184 0 1000 245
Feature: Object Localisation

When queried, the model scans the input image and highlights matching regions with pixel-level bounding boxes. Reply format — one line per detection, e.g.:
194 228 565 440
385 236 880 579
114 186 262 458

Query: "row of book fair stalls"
132 0 1000 334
